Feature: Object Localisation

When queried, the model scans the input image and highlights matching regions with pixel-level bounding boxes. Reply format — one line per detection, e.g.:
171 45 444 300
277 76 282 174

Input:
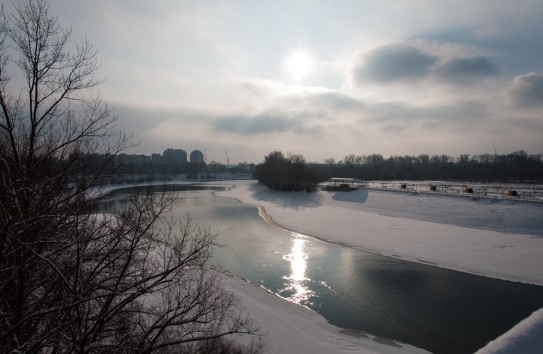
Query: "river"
96 184 543 354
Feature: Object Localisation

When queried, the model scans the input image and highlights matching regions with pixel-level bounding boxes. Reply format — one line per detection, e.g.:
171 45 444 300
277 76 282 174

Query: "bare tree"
0 1 261 353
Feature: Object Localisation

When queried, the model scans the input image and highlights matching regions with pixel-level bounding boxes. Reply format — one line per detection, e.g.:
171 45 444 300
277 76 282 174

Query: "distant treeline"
315 150 543 182
254 150 543 192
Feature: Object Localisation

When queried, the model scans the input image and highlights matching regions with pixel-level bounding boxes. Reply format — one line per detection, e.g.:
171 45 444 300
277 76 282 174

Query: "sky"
42 0 543 163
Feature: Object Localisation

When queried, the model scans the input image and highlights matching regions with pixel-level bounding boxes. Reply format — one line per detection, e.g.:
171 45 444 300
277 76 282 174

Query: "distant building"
116 153 150 165
163 148 187 165
174 149 188 164
151 153 163 164
190 150 205 164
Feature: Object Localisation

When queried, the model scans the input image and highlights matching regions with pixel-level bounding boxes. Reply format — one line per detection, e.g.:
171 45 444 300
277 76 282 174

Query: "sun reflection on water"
281 234 315 304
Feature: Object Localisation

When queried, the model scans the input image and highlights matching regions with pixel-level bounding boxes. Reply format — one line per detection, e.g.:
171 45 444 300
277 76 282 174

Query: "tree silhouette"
0 1 260 352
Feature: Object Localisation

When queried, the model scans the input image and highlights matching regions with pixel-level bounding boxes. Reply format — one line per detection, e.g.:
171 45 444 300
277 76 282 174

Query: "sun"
286 49 314 80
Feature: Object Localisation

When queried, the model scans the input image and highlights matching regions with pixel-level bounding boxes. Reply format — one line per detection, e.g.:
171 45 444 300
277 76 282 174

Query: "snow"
215 180 543 286
98 179 543 353
212 180 543 353
221 273 429 354
475 308 543 354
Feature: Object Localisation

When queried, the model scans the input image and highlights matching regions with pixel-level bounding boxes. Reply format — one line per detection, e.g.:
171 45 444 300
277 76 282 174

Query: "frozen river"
97 185 543 354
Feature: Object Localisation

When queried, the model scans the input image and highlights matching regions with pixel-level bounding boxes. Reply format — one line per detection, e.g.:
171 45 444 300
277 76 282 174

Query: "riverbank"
221 272 428 354
215 180 543 287
96 180 543 352
96 182 431 353
214 179 543 353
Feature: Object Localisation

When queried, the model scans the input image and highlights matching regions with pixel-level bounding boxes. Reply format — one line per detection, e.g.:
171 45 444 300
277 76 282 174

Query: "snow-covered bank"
475 307 543 353
215 180 543 286
213 180 543 353
96 179 543 353
222 273 428 354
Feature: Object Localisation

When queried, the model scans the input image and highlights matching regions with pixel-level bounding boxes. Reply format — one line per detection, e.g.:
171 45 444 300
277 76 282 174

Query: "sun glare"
286 49 313 80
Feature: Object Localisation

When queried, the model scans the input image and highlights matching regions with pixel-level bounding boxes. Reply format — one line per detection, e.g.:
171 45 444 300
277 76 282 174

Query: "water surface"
97 185 543 354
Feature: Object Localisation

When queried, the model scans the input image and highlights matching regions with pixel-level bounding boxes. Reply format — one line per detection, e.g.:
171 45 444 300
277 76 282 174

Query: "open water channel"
97 184 543 354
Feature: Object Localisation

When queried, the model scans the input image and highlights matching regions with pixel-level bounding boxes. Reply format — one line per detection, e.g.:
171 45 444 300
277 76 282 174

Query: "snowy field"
212 180 543 353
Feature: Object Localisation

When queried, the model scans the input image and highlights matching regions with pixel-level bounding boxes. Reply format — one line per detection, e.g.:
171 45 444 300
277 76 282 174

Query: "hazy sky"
44 0 543 163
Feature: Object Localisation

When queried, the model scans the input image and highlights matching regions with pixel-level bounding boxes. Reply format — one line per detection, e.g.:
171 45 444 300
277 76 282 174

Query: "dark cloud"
504 72 543 109
434 57 499 84
424 17 543 77
353 43 501 87
212 114 298 135
365 100 488 127
353 44 438 84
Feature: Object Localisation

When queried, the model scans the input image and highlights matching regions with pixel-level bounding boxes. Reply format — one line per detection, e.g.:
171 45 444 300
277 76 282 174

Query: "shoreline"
213 188 433 350
214 181 543 353
95 179 543 352
96 180 543 286
214 180 543 287
217 265 428 354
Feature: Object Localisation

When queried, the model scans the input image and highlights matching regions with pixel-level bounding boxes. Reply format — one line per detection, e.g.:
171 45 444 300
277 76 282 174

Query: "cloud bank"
504 73 543 109
354 44 438 84
352 41 500 87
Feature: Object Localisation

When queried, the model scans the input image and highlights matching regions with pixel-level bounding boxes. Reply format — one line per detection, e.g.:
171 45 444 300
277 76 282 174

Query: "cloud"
306 91 365 111
234 77 364 111
421 100 489 124
503 73 543 109
231 77 366 122
353 44 438 84
352 42 500 88
204 84 368 139
212 114 297 135
276 91 364 117
434 57 499 84
364 99 488 126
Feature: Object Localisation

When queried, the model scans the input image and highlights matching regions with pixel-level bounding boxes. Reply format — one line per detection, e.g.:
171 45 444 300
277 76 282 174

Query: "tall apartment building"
163 148 187 165
190 150 205 164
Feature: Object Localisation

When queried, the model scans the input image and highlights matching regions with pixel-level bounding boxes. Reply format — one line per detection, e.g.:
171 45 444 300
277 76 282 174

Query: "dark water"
97 185 543 354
